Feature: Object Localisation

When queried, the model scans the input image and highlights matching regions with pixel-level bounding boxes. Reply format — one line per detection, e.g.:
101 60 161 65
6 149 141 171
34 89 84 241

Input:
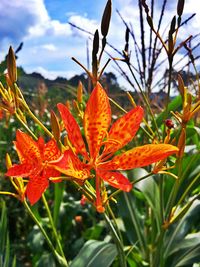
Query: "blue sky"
0 0 199 90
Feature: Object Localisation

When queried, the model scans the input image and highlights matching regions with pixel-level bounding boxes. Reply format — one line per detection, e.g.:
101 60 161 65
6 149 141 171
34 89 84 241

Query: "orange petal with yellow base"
103 106 144 155
84 83 111 160
6 163 40 177
50 150 90 180
43 139 61 161
15 130 41 164
98 144 178 170
57 103 88 159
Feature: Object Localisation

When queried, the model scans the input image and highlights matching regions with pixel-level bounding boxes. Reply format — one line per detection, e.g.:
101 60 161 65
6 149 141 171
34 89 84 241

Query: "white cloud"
41 44 57 51
0 0 199 93
68 15 98 37
28 66 77 80
0 0 49 44
27 18 72 38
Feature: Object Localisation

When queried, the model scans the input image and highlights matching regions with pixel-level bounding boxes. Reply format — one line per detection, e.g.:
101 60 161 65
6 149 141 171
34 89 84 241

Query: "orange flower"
54 83 178 212
6 130 62 205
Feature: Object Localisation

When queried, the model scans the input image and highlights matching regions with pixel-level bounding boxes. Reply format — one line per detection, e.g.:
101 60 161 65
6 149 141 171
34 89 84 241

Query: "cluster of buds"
172 75 200 126
172 75 200 157
1 153 26 202
153 118 176 174
0 47 19 118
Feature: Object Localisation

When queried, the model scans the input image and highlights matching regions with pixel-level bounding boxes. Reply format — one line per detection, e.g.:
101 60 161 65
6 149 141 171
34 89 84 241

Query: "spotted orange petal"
84 83 111 160
97 170 132 192
42 167 61 182
103 106 144 155
98 144 178 170
44 139 61 161
6 163 36 177
50 150 90 180
15 130 41 164
57 103 88 159
26 175 49 205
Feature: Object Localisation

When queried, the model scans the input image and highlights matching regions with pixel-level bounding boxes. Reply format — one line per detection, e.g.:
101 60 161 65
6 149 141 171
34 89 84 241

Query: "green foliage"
0 0 200 267
0 201 16 267
70 240 117 267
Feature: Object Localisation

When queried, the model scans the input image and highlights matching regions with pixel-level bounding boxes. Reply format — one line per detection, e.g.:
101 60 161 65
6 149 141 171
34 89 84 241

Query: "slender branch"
42 195 68 266
23 200 68 267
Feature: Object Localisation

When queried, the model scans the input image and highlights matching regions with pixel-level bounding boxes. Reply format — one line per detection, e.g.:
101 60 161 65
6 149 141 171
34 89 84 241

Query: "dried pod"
177 0 185 17
147 15 154 29
125 27 129 43
168 32 174 55
92 30 99 79
93 30 99 56
77 81 83 103
177 74 185 96
101 0 112 37
170 16 176 35
7 46 17 83
141 0 149 13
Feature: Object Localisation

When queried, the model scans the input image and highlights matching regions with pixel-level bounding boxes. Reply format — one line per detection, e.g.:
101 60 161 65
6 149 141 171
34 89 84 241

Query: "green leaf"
169 232 200 256
53 183 65 227
164 199 200 259
70 240 117 267
11 256 16 267
132 168 161 231
155 95 182 128
118 190 146 257
174 244 200 266
0 201 16 267
37 252 56 267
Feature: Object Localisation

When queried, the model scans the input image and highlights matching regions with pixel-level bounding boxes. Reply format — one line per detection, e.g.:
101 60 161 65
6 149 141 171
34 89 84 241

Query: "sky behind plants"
0 0 200 90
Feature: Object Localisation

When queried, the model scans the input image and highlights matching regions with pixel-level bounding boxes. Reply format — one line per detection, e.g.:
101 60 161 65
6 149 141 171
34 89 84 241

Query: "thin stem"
23 200 68 267
42 195 68 266
26 107 54 138
0 191 19 198
175 172 200 210
165 158 182 221
108 97 127 113
126 63 160 139
104 211 127 267
163 58 173 140
15 112 37 140
107 204 123 242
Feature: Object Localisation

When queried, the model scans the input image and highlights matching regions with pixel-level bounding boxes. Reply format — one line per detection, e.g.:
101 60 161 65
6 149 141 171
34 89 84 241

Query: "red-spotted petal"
57 103 88 159
15 130 41 164
50 150 90 180
26 175 49 205
84 83 111 160
37 137 45 155
6 163 35 177
98 144 178 170
103 106 144 155
44 139 61 161
42 167 61 182
97 170 132 192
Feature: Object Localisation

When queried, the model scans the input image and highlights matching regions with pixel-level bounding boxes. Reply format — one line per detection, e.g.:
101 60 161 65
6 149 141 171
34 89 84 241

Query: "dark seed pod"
7 46 17 83
177 0 185 17
101 0 112 37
